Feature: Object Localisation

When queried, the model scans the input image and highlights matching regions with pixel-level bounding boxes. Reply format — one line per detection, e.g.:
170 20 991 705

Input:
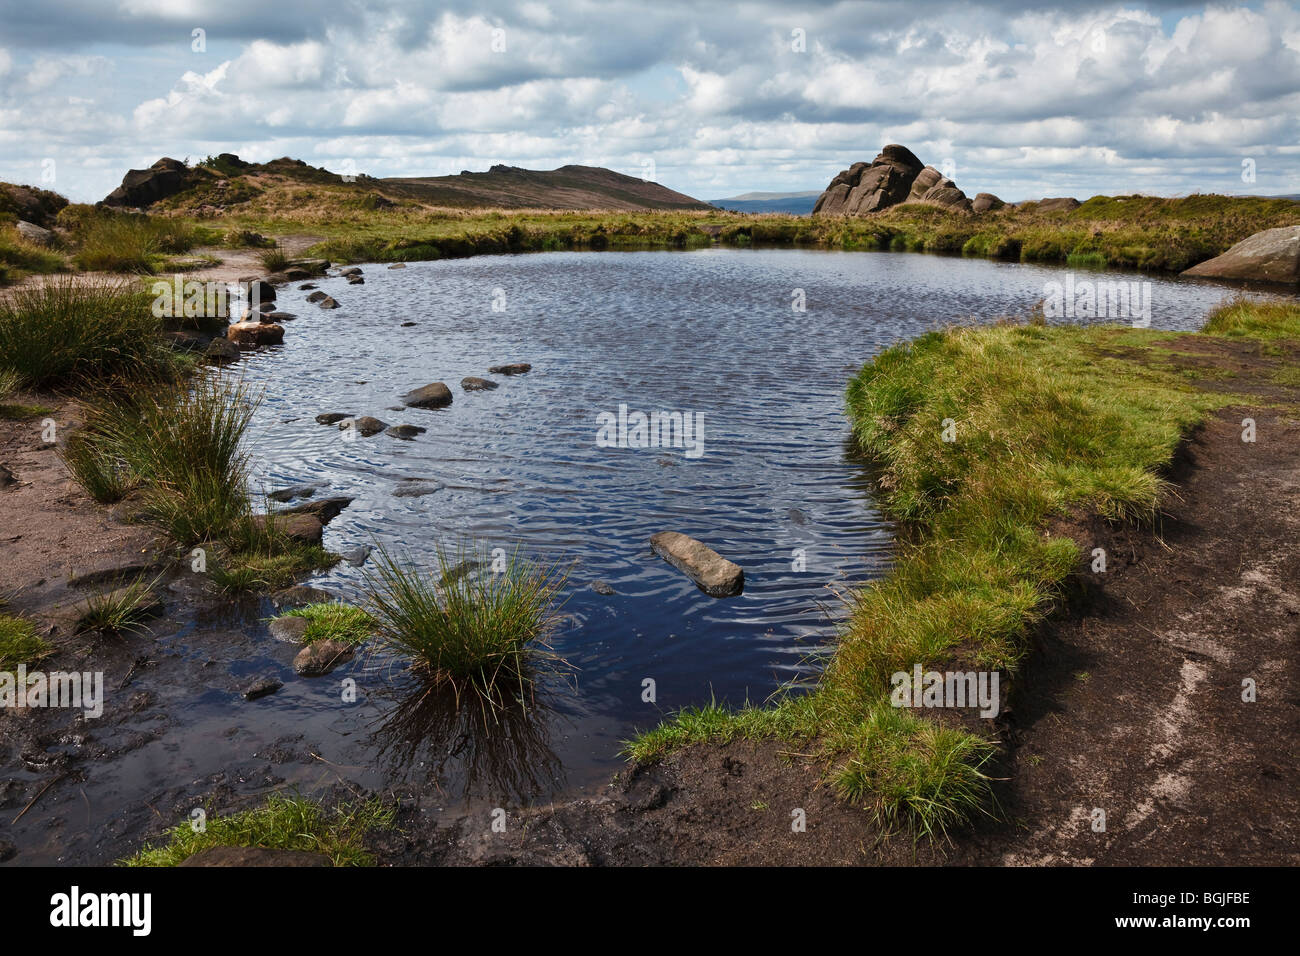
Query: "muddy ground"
2 330 1297 866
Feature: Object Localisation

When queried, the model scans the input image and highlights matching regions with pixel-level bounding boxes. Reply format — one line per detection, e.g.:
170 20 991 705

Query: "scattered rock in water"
267 482 325 503
255 300 277 313
315 412 352 425
299 283 318 291
293 639 354 676
392 478 443 498
342 545 373 567
591 580 616 596
461 376 499 391
787 507 809 525
179 847 331 867
277 495 353 525
339 267 363 277
281 267 313 281
439 559 486 587
240 278 277 303
339 416 387 437
385 424 427 440
347 276 365 285
266 311 297 322
241 676 283 700
649 531 744 597
1182 224 1300 285
401 382 453 408
306 290 328 303
272 585 339 609
488 362 531 375
268 616 310 643
318 296 341 310
388 263 406 269
227 321 284 347
400 321 417 327
251 512 323 545
204 337 242 366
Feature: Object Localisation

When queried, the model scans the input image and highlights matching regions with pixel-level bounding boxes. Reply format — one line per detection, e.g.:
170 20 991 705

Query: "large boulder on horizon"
103 157 194 207
1182 225 1300 285
812 146 974 216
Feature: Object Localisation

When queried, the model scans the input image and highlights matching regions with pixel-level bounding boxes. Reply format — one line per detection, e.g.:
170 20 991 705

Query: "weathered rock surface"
813 146 990 216
227 321 284 347
1182 225 1300 285
339 267 363 277
204 337 242 366
242 676 283 700
339 416 387 437
15 220 56 246
277 496 353 524
251 512 323 544
241 278 277 303
271 585 339 609
103 157 192 207
488 363 531 375
267 482 325 503
315 413 352 425
388 263 406 269
178 847 331 867
392 478 443 498
268 615 310 643
971 192 1005 213
385 424 427 440
401 383 453 408
649 531 744 597
317 296 340 309
293 639 355 676
306 290 328 303
460 376 499 391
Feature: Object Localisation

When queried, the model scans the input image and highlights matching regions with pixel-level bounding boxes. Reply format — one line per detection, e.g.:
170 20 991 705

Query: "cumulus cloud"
0 0 1297 202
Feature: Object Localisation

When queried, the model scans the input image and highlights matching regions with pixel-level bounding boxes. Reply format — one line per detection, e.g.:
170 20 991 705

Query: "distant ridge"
709 191 821 215
382 164 711 211
99 155 711 212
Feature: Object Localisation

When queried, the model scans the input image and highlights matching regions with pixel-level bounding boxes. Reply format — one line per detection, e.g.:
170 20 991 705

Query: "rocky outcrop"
15 220 56 246
1032 197 1081 213
103 158 195 208
0 182 68 226
1182 225 1300 285
971 192 1005 213
813 146 980 215
649 531 744 597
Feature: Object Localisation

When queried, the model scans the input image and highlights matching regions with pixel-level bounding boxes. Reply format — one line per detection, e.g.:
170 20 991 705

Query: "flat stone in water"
267 482 325 503
315 412 352 425
401 383 453 408
488 362 531 375
649 531 744 597
293 639 354 676
340 416 387 437
591 580 616 595
342 545 372 567
386 424 427 440
268 615 310 643
318 296 341 309
461 376 499 391
393 478 444 498
271 585 339 609
242 676 283 700
276 495 353 524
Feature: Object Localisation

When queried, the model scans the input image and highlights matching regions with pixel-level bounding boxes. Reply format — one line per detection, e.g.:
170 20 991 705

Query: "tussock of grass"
364 543 566 702
69 211 197 273
0 613 51 670
0 276 172 390
0 224 65 281
121 794 395 867
278 602 372 644
1203 297 1300 340
75 575 160 637
630 317 1237 838
257 243 291 272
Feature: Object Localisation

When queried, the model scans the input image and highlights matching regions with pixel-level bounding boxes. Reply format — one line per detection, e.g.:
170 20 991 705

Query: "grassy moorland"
627 298 1300 839
195 190 1299 274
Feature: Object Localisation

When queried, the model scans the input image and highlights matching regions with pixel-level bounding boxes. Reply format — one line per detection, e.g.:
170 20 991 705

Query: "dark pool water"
8 248 1270 864
232 249 1247 791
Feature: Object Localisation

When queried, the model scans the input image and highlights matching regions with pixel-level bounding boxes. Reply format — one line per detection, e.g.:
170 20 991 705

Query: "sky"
1 0 1298 204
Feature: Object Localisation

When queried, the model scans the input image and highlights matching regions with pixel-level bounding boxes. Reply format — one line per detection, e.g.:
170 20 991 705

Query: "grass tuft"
278 602 372 644
0 612 51 670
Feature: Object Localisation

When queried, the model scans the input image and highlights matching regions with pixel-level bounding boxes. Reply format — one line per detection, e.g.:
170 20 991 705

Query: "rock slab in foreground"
649 531 744 597
1182 225 1300 285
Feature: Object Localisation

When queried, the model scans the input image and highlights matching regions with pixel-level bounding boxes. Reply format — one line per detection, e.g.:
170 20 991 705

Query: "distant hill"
709 191 821 215
99 154 711 212
383 164 710 211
